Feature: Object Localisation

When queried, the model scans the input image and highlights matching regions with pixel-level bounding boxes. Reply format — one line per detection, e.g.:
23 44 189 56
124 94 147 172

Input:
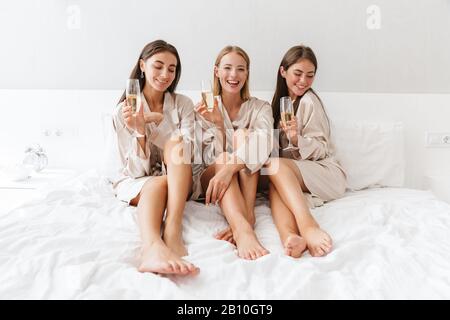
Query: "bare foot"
138 241 199 276
163 231 188 257
234 230 269 260
215 226 236 245
283 234 307 258
302 226 332 257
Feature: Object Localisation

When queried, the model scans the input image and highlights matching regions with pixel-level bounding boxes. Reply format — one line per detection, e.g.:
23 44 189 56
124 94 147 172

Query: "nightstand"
0 168 78 214
423 175 450 204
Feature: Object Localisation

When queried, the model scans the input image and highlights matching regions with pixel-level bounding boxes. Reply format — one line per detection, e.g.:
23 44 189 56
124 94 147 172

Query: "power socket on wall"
41 127 79 138
426 132 450 148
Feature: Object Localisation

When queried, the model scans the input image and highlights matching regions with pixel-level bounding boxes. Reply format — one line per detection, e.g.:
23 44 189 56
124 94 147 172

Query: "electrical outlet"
426 132 450 148
41 127 79 138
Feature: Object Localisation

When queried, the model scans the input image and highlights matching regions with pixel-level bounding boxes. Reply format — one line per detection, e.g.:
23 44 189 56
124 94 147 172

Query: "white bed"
1 169 450 300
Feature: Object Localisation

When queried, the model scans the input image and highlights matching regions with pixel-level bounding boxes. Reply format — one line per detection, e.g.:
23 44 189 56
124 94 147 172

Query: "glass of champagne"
126 79 144 137
280 96 297 151
201 80 214 112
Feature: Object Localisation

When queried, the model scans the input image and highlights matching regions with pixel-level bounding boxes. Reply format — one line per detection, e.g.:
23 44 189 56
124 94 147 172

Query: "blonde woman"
112 40 199 276
192 46 274 260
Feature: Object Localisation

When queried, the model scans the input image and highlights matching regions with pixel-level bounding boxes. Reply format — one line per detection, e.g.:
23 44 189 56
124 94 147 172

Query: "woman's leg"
238 169 258 226
215 169 258 244
269 183 306 258
266 158 332 257
215 129 259 242
201 164 269 260
233 129 258 226
162 138 193 257
130 176 198 275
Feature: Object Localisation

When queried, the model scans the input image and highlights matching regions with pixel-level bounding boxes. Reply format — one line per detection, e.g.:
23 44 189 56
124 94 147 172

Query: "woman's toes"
190 264 199 274
178 262 188 274
285 247 292 256
257 249 264 258
316 247 325 256
215 229 227 239
169 261 181 273
191 267 200 275
163 262 174 273
179 263 190 274
185 262 194 272
320 244 331 254
320 241 331 251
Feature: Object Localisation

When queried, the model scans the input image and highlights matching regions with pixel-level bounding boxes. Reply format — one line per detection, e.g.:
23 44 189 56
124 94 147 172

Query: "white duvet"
1 170 450 299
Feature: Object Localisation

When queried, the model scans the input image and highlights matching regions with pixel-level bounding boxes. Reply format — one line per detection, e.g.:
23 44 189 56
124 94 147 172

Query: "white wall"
0 0 449 93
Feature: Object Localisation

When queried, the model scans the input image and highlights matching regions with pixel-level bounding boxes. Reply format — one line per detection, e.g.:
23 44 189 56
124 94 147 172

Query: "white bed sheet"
1 170 450 299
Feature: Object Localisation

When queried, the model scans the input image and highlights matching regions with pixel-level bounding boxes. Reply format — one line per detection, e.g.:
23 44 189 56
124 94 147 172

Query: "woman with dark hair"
192 46 274 260
112 40 199 276
266 45 347 258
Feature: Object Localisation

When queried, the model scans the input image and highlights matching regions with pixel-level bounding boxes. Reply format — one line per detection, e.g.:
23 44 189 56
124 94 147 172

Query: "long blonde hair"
213 46 251 101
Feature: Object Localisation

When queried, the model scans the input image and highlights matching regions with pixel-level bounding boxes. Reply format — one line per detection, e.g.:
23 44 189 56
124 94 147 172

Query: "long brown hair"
213 46 251 101
271 45 328 128
118 40 181 104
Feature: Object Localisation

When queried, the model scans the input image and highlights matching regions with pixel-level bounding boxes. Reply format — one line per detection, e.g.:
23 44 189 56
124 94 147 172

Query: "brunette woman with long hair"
266 45 346 258
112 40 199 276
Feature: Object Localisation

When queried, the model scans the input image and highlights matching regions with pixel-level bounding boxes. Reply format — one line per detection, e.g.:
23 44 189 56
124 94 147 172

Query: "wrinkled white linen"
1 170 450 299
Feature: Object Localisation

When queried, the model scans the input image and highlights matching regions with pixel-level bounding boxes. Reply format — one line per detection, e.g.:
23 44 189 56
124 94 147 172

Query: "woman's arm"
195 98 226 165
234 101 274 173
112 103 151 178
290 94 330 161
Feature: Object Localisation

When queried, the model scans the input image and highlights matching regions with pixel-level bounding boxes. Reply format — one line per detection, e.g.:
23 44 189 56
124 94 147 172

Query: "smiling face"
214 51 249 96
140 51 178 92
280 58 316 99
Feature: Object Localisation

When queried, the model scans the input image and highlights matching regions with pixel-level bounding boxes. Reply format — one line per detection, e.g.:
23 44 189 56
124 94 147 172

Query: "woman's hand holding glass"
280 115 299 146
195 97 223 126
122 100 146 137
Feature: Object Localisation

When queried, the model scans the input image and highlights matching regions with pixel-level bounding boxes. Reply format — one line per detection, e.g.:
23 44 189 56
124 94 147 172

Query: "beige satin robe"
111 92 194 203
279 90 347 207
191 97 274 200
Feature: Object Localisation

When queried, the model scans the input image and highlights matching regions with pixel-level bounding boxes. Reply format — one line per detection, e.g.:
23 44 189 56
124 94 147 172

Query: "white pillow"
331 121 405 191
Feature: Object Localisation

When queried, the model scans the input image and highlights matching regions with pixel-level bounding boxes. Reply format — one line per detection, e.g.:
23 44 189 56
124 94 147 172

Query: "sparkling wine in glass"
280 96 297 151
126 79 143 137
201 80 214 112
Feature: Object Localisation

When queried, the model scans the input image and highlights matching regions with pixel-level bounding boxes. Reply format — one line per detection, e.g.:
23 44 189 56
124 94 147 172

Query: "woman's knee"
164 138 190 165
265 158 284 176
232 129 248 151
141 176 168 194
238 167 255 178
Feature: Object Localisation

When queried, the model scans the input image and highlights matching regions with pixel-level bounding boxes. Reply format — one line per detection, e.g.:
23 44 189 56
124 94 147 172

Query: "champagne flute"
213 95 221 112
201 80 214 112
126 79 144 137
280 96 297 151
